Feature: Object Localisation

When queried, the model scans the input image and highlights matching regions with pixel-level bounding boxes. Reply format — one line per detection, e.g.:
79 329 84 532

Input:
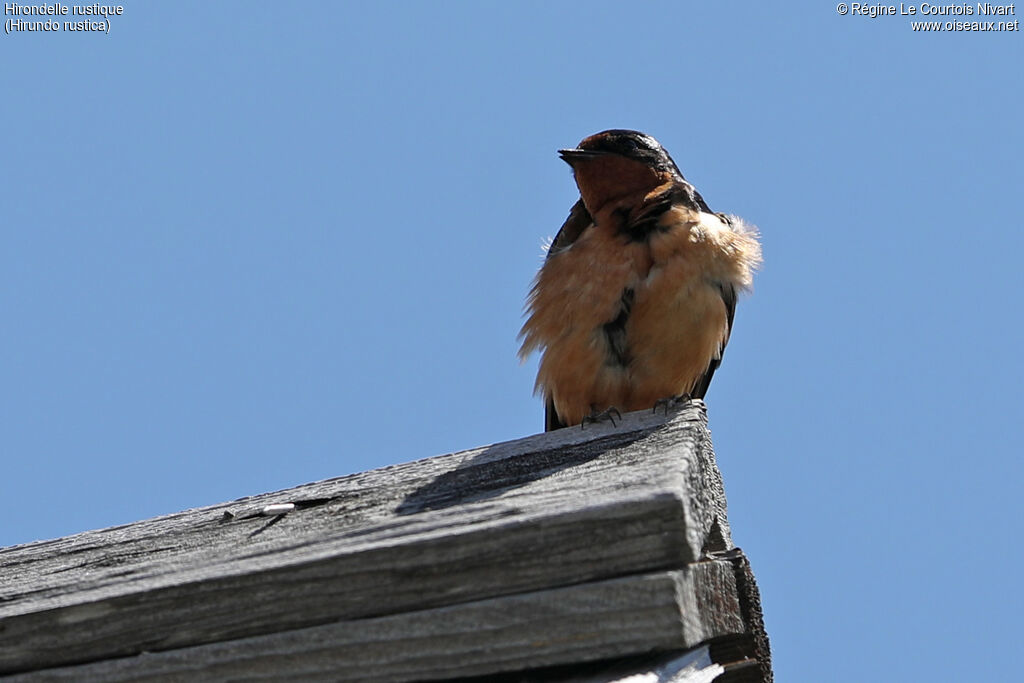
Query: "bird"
519 130 762 431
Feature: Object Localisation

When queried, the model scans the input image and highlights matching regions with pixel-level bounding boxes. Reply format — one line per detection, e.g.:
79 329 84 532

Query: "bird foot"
653 394 692 415
581 406 622 429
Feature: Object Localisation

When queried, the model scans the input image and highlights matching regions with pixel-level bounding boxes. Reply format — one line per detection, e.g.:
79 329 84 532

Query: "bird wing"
690 281 736 399
546 199 593 259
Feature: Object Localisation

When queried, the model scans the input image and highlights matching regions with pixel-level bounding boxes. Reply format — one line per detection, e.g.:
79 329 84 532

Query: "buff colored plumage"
519 130 761 430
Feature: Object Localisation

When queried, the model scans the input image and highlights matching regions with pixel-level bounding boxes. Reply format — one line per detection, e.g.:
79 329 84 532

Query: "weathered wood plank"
453 550 769 683
3 563 741 682
705 549 773 683
0 402 732 675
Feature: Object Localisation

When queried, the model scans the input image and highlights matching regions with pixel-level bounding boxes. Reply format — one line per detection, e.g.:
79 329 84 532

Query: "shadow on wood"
394 430 648 515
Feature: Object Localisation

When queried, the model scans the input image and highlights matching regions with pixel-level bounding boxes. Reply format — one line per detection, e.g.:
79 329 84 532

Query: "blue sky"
4 2 1022 680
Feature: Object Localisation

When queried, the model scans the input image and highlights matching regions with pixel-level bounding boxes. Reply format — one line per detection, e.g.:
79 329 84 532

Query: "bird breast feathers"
649 208 762 291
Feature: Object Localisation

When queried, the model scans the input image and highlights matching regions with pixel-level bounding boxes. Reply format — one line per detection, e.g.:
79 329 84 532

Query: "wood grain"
3 564 741 682
0 402 733 676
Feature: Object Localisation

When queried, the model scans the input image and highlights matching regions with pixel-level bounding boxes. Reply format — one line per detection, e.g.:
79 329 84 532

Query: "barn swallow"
519 130 762 431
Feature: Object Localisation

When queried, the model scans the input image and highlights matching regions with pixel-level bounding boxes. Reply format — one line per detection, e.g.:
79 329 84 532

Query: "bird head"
558 130 684 214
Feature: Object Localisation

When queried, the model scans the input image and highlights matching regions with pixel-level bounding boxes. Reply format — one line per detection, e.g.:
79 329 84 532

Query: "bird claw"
581 406 622 429
653 394 692 415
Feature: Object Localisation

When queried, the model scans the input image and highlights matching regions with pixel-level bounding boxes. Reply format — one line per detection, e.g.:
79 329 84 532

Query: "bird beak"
558 148 607 166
